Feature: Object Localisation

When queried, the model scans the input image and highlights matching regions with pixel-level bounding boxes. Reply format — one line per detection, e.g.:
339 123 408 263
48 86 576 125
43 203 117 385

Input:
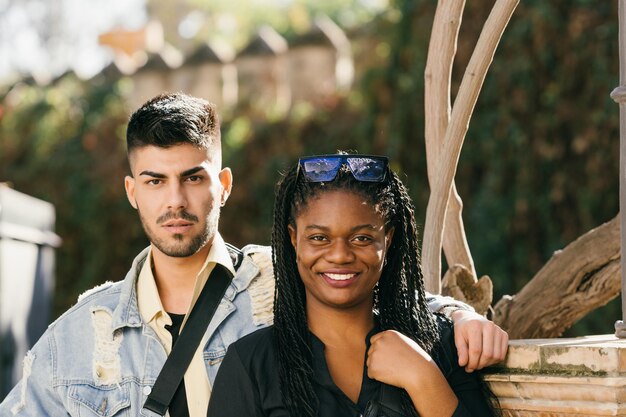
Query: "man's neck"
151 243 211 314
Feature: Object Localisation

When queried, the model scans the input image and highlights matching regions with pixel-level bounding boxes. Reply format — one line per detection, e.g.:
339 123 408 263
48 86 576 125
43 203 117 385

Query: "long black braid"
272 160 440 417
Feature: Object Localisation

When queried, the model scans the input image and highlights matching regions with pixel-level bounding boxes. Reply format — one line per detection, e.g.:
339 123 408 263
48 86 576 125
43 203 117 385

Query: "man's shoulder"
50 281 124 328
228 244 275 327
240 243 271 258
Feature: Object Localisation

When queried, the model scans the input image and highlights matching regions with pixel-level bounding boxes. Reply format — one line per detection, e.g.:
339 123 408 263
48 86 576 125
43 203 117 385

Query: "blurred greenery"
0 0 620 336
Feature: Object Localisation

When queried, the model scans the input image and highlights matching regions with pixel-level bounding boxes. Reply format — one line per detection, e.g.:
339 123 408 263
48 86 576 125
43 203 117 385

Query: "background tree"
0 0 620 336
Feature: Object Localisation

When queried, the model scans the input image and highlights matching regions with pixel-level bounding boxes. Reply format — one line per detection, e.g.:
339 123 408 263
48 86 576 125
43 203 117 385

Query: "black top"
166 313 190 417
207 316 495 417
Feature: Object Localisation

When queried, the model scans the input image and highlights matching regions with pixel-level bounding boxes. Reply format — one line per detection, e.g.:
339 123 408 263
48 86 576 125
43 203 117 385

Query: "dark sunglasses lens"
347 157 386 181
301 158 342 182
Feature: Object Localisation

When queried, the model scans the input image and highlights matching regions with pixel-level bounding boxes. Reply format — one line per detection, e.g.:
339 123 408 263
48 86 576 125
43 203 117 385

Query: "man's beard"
138 207 220 258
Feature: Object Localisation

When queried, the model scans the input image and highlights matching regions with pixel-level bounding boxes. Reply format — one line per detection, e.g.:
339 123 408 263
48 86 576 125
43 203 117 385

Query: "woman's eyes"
306 235 374 244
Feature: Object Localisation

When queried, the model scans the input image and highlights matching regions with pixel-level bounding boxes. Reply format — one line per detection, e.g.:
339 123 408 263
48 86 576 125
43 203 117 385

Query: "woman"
207 154 499 417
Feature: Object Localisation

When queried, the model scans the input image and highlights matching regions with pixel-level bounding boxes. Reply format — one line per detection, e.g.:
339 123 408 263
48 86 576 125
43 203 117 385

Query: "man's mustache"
156 210 199 224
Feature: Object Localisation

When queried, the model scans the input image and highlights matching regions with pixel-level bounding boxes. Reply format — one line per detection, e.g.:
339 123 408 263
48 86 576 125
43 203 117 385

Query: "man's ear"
288 225 297 251
218 167 233 206
124 175 137 209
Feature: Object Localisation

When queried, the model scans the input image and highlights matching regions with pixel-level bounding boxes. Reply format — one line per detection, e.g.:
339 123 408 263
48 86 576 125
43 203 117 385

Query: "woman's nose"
325 240 355 264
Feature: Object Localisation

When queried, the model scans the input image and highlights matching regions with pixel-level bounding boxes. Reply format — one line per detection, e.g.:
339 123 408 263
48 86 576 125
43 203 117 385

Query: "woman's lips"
321 272 358 287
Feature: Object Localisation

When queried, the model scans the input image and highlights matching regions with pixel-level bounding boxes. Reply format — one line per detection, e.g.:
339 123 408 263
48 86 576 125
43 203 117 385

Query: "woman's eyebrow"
303 224 379 231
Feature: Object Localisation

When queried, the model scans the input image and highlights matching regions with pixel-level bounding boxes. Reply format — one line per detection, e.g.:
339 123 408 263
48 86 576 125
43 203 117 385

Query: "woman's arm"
367 323 498 417
367 330 459 417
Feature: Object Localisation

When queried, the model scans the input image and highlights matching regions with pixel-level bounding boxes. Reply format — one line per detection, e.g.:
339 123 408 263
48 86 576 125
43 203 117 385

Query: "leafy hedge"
0 0 620 335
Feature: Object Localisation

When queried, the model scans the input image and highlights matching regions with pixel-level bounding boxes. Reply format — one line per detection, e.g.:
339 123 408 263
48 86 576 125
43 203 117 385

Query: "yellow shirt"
137 233 235 417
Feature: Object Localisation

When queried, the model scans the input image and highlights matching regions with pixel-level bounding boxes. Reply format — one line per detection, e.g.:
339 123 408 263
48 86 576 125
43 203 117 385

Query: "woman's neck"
307 302 375 346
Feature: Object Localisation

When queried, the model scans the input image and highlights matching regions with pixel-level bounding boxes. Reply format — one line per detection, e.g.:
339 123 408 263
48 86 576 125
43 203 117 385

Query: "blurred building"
4 14 384 115
0 185 61 398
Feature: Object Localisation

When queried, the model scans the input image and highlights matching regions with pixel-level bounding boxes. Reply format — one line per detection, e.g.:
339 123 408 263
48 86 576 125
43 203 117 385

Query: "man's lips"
161 219 195 233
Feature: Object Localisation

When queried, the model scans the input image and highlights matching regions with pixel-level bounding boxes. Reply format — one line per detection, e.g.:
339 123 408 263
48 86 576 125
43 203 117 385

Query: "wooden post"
424 1 477 279
610 0 626 338
422 0 519 293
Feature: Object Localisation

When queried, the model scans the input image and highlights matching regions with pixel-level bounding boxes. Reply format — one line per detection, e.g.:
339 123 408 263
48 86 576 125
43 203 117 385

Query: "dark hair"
271 160 440 417
126 92 221 155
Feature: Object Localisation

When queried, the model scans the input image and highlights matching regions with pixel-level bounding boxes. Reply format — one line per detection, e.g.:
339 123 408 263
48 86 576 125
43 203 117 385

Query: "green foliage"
0 0 621 336
0 76 147 315
172 0 386 49
221 0 621 336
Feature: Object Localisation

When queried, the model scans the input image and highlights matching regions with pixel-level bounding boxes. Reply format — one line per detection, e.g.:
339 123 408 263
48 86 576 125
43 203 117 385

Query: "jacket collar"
112 247 150 331
110 244 263 330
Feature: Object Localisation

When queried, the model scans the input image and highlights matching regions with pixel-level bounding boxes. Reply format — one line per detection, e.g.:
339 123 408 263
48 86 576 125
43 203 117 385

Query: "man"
0 93 507 417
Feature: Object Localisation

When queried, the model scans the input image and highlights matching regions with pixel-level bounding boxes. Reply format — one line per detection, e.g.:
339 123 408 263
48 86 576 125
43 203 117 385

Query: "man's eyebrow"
180 166 205 177
139 170 166 178
138 166 206 178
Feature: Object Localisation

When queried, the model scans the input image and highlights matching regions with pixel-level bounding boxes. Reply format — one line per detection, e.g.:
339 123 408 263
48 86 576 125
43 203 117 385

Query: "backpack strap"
225 243 244 270
142 264 233 416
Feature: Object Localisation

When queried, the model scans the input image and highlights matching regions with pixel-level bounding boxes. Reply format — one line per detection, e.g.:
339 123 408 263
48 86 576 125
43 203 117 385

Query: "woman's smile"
289 190 393 311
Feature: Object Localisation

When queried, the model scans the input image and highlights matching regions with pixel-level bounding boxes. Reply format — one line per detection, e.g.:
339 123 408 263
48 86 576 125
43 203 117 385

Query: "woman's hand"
366 330 458 417
366 330 436 388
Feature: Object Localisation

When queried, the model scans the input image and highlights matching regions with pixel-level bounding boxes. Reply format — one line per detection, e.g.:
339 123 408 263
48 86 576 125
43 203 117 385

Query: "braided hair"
271 160 440 417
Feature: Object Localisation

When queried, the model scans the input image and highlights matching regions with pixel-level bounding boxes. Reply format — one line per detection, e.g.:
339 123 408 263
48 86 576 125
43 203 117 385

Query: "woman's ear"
288 225 297 251
385 227 395 251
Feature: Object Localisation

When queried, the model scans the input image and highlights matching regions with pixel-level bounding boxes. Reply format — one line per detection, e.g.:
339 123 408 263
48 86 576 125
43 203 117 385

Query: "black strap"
378 384 406 416
225 243 244 269
364 384 408 417
142 263 234 416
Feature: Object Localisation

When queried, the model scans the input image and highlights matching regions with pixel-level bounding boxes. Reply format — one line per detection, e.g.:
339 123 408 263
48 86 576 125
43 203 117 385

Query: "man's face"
124 143 232 258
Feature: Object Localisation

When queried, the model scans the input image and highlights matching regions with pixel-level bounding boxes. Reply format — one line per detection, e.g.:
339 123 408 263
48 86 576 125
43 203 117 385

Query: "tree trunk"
422 0 519 293
493 215 621 339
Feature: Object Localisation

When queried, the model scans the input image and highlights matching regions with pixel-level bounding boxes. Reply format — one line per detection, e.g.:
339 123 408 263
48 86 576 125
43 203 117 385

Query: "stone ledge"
483 335 626 416
489 334 626 376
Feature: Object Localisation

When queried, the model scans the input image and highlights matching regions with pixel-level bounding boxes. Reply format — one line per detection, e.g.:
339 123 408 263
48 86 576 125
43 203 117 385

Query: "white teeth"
325 273 355 281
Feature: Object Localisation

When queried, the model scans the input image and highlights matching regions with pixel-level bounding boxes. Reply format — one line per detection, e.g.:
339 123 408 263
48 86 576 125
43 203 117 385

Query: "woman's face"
288 190 394 312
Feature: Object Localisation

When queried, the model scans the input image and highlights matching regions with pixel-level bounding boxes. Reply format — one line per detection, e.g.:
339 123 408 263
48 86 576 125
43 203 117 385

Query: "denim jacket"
0 244 274 417
0 244 470 417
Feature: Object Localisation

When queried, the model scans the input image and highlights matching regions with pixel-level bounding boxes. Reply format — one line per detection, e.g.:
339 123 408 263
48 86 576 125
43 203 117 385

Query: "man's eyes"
145 176 203 185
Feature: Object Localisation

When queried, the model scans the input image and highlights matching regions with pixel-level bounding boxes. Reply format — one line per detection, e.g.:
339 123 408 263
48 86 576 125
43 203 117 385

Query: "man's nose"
166 183 187 210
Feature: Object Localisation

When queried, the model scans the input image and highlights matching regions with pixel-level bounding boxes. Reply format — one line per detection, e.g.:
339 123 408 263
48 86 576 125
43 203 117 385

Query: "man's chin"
152 237 207 258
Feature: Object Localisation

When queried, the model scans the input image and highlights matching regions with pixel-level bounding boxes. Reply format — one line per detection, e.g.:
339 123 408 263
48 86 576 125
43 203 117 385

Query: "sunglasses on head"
297 154 389 183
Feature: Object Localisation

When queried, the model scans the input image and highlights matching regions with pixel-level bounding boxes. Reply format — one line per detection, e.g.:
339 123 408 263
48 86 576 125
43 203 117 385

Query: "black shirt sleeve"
434 316 498 417
207 328 289 417
207 341 264 417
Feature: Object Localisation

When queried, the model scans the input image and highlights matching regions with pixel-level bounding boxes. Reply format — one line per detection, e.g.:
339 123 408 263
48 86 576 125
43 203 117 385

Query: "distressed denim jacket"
0 244 275 417
0 244 470 417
